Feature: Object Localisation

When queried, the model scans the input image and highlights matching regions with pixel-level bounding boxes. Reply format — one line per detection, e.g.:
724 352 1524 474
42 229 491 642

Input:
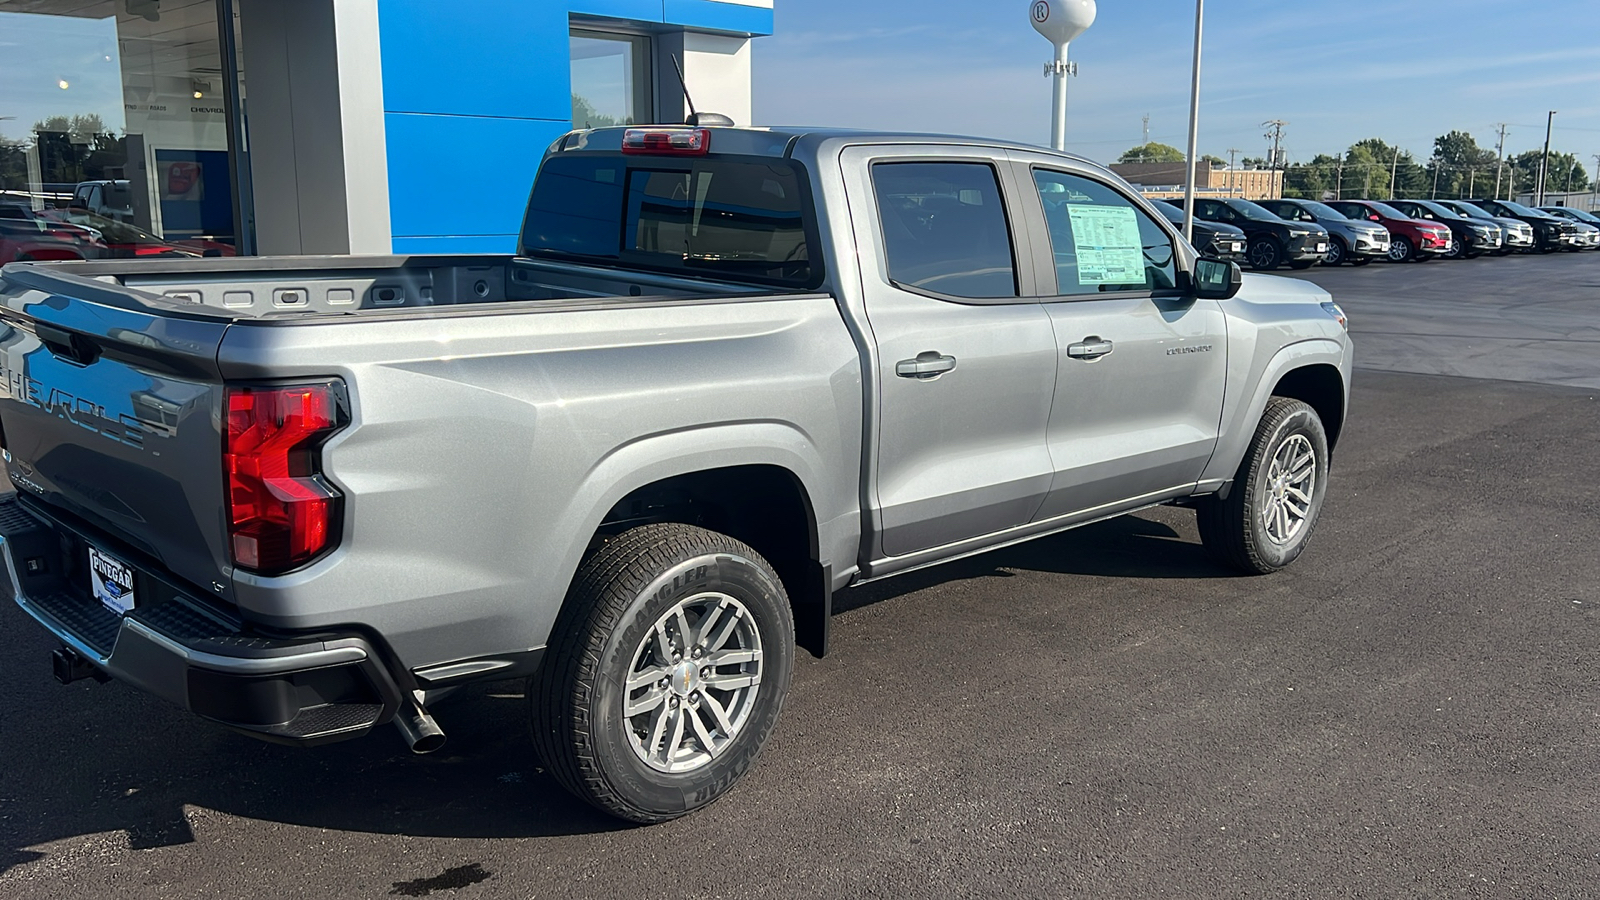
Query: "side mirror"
1369 215 1381 222
1193 257 1242 300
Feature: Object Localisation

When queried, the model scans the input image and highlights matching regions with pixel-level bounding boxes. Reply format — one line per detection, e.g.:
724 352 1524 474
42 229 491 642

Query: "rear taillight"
224 381 347 574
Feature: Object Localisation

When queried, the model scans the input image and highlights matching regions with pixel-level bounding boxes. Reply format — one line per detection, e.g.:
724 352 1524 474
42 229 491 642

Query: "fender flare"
1200 338 1348 491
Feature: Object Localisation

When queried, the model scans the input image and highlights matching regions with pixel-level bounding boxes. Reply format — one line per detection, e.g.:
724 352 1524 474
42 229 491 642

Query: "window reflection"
570 31 652 129
0 0 240 260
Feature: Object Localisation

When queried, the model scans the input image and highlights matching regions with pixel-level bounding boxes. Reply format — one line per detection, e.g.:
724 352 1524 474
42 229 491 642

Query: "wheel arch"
1270 363 1346 451
548 425 840 660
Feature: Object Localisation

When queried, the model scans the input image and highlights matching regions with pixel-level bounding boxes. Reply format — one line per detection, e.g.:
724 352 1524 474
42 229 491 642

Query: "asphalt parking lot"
2 254 1597 899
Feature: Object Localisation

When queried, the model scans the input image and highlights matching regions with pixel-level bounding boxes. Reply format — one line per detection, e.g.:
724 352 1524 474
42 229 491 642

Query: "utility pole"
1335 157 1344 200
1537 110 1556 205
1262 120 1287 199
1389 145 1401 200
1591 154 1600 211
1227 148 1241 196
1492 123 1508 200
1431 158 1441 199
1142 113 1150 145
1180 0 1204 242
1467 168 1475 199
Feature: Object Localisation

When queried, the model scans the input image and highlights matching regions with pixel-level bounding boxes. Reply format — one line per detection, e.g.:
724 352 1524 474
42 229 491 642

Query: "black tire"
1444 236 1465 259
1324 238 1347 266
530 523 795 823
1197 397 1331 575
1387 235 1414 262
1247 237 1283 270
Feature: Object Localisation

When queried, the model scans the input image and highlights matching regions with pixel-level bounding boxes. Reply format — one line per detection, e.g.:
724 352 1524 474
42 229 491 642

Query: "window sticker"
1066 205 1146 285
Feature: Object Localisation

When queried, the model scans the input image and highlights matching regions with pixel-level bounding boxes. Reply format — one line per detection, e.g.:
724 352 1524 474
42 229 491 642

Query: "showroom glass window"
1031 169 1177 295
0 0 248 259
570 30 652 129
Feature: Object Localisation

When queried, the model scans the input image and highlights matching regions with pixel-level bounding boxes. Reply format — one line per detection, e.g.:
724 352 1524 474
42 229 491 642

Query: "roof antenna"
670 54 734 127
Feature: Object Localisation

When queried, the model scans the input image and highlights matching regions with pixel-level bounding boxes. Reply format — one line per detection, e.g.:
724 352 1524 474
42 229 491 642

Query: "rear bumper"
0 494 404 746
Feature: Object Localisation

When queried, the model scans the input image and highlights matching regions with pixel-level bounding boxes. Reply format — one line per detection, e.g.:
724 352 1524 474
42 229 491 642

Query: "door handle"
1067 337 1114 360
895 351 957 380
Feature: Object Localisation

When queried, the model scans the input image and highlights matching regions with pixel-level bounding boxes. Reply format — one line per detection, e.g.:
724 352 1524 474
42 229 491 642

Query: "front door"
840 146 1058 560
1017 163 1229 520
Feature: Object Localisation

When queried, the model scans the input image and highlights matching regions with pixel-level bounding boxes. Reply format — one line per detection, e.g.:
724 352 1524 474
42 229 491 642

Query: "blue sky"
753 0 1600 167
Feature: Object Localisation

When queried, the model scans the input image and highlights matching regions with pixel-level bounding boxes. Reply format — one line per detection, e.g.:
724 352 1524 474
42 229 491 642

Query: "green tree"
1346 139 1427 199
1117 142 1185 163
1507 149 1589 196
1425 130 1498 199
1283 153 1343 199
571 94 622 129
1200 154 1226 167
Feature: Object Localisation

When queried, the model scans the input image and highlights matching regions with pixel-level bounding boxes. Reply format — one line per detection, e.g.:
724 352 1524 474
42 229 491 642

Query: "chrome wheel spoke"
627 664 671 691
687 704 718 749
625 688 666 717
700 691 736 734
692 599 728 648
704 606 745 653
663 707 688 762
703 672 758 691
704 648 761 667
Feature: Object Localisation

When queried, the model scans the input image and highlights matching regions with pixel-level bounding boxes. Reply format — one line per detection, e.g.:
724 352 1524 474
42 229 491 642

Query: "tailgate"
0 265 234 600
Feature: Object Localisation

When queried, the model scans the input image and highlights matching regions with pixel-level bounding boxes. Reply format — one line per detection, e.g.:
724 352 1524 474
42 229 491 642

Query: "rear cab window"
869 161 1018 299
521 155 817 288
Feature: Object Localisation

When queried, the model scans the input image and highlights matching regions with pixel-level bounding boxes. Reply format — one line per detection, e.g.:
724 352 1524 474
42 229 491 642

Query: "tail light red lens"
224 381 347 574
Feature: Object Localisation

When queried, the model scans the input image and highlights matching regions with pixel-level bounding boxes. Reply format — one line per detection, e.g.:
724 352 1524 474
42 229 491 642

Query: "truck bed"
1 254 765 318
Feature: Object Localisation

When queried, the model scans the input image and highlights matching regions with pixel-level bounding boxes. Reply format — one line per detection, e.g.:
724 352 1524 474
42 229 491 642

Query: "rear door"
0 266 234 599
840 145 1057 560
1012 160 1229 520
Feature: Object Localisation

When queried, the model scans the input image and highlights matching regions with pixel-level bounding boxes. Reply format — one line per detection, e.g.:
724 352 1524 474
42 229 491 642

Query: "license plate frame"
89 546 136 616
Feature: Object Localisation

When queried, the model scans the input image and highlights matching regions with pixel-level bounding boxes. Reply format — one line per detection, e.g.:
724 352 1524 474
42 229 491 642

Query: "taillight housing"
224 380 347 575
621 127 711 155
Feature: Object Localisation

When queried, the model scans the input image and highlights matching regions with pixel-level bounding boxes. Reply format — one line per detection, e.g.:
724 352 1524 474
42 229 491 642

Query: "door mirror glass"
1192 257 1241 300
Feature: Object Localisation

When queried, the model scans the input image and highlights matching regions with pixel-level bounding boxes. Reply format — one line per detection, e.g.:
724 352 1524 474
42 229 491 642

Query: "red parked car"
1329 200 1452 263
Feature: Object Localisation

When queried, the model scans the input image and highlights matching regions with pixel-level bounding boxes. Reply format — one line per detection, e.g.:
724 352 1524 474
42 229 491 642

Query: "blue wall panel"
377 0 770 252
663 1 772 35
384 112 568 244
376 0 571 119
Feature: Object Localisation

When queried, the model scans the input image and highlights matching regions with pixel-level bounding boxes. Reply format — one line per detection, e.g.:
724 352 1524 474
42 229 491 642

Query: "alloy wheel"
623 592 765 774
1260 434 1316 546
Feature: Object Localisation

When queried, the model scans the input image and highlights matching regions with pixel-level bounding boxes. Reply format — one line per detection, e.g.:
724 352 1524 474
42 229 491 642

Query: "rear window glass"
520 156 814 287
870 162 1018 299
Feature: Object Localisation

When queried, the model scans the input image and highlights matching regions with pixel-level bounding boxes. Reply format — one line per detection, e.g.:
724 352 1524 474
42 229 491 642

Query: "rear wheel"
530 523 795 823
1198 397 1330 575
1248 237 1284 270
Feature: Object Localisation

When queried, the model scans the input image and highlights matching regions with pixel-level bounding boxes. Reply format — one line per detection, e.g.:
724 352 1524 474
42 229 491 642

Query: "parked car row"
1157 194 1597 269
0 202 234 263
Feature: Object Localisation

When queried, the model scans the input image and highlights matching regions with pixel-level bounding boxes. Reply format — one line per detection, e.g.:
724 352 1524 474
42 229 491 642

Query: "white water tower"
1029 0 1097 150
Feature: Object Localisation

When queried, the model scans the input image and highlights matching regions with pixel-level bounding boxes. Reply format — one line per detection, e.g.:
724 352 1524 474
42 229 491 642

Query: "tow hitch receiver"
52 647 109 685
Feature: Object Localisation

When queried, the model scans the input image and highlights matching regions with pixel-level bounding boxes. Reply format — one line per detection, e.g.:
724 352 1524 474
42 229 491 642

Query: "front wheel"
1197 397 1331 574
1323 238 1347 266
530 523 795 823
1444 237 1465 259
1387 235 1414 262
1248 237 1284 270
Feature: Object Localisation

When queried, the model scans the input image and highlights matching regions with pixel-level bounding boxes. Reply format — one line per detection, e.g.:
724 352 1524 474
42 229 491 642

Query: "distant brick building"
1110 161 1283 201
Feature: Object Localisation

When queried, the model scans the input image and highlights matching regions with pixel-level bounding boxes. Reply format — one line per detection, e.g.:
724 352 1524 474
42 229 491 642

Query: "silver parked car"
1257 198 1390 267
1537 207 1600 249
1437 200 1533 255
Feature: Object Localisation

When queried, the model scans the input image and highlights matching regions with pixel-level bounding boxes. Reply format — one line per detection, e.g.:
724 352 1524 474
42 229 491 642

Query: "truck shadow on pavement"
0 511 1223 869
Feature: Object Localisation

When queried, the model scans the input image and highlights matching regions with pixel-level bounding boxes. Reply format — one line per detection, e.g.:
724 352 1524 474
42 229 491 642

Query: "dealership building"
0 0 774 256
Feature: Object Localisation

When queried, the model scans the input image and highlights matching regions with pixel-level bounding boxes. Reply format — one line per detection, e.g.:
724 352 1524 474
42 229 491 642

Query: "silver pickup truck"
0 126 1351 823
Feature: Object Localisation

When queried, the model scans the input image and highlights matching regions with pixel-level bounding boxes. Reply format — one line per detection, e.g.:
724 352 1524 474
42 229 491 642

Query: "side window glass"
1031 168 1178 296
870 162 1017 299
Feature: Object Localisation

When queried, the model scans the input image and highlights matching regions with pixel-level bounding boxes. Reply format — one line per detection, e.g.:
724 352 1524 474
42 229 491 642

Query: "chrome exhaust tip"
394 700 446 754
